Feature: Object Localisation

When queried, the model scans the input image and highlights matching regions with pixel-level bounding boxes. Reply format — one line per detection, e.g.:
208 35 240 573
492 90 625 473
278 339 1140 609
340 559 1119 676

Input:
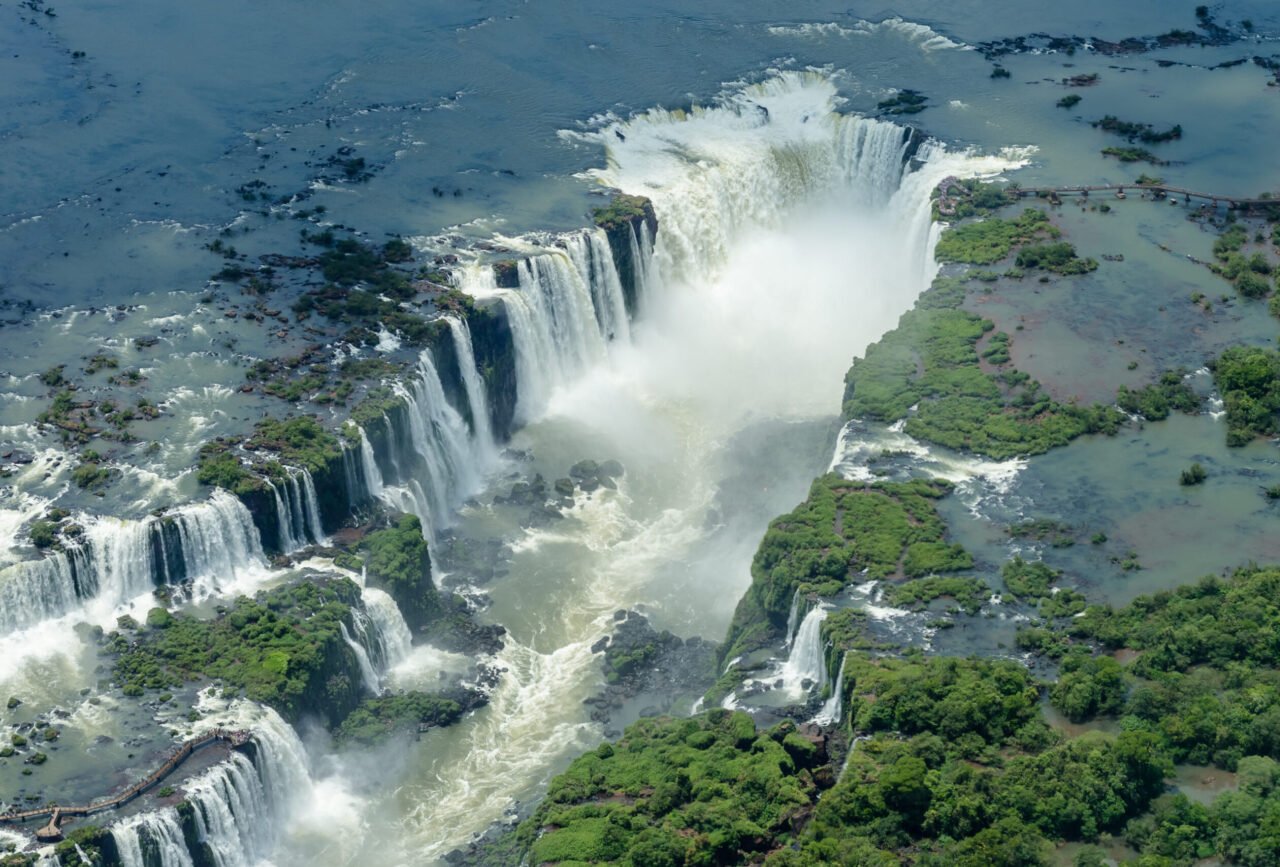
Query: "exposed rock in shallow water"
584 610 717 736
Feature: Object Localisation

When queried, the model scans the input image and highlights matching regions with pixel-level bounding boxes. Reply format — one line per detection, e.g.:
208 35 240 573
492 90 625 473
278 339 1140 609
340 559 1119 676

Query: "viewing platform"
0 728 253 841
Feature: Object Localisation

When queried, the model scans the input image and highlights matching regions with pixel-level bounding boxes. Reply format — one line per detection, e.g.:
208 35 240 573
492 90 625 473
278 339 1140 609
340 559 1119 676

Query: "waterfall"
268 479 301 552
0 491 266 637
107 704 310 867
568 229 631 344
0 552 78 633
501 240 616 422
362 586 413 668
813 654 847 725
387 350 481 536
784 589 803 649
341 619 383 694
444 316 497 458
173 490 269 597
268 470 328 552
626 221 652 317
112 810 194 867
358 428 386 500
779 605 829 696
299 470 328 546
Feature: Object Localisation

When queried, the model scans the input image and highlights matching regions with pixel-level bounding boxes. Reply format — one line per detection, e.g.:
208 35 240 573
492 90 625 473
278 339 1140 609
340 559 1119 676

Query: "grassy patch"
934 209 1057 265
842 278 1124 459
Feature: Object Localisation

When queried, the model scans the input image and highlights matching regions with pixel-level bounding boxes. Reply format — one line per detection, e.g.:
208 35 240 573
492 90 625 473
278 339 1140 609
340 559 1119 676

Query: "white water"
112 810 194 867
341 619 383 694
269 478 303 552
502 247 610 423
108 696 313 867
361 585 413 668
333 70 1031 864
386 349 487 538
784 588 803 648
813 653 847 725
444 315 497 459
0 489 267 636
780 604 829 696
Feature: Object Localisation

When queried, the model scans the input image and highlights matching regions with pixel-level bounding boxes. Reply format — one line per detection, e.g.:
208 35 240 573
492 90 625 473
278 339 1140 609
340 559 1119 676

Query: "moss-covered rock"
108 578 366 726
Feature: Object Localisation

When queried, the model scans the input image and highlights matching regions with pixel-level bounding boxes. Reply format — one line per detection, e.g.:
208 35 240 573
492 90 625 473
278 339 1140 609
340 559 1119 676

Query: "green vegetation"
247 415 342 475
356 514 441 632
336 691 465 743
722 475 968 660
1180 462 1207 486
591 194 653 231
1056 94 1082 109
1009 518 1076 548
842 277 1124 459
1014 241 1098 275
1210 345 1280 446
1050 650 1125 722
509 711 830 866
71 451 113 491
934 208 1057 265
885 576 989 615
1102 146 1165 164
38 365 65 387
933 179 1014 220
108 580 364 723
1001 556 1060 599
28 520 57 549
1065 566 1280 771
1092 116 1183 144
1116 368 1201 420
195 443 264 495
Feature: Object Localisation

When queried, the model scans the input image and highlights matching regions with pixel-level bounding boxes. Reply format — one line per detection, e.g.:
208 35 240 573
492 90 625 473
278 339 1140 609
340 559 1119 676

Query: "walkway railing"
0 728 252 828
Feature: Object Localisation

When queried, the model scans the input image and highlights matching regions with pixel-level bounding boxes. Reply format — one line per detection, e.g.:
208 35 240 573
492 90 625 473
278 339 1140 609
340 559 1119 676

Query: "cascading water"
341 619 383 694
0 490 266 636
501 245 612 422
384 349 485 538
567 229 631 345
784 589 803 649
363 71 1030 864
361 585 413 668
814 654 847 725
269 479 302 553
444 316 497 458
299 470 328 545
112 810 194 867
780 605 829 696
107 701 311 867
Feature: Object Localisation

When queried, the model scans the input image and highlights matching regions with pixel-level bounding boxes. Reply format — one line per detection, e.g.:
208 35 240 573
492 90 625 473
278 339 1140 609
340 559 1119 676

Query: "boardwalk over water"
0 728 252 838
1012 184 1280 208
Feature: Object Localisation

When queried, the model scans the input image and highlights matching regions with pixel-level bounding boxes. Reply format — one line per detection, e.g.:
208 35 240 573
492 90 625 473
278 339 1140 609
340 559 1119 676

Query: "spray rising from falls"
326 70 1029 862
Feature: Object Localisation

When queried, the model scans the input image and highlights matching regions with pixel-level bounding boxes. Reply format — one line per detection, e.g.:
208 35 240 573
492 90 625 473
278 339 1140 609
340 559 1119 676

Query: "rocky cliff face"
593 194 658 318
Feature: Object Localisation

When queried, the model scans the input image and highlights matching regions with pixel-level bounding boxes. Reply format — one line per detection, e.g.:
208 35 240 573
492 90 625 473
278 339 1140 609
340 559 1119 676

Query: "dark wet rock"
585 610 718 730
553 477 575 497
